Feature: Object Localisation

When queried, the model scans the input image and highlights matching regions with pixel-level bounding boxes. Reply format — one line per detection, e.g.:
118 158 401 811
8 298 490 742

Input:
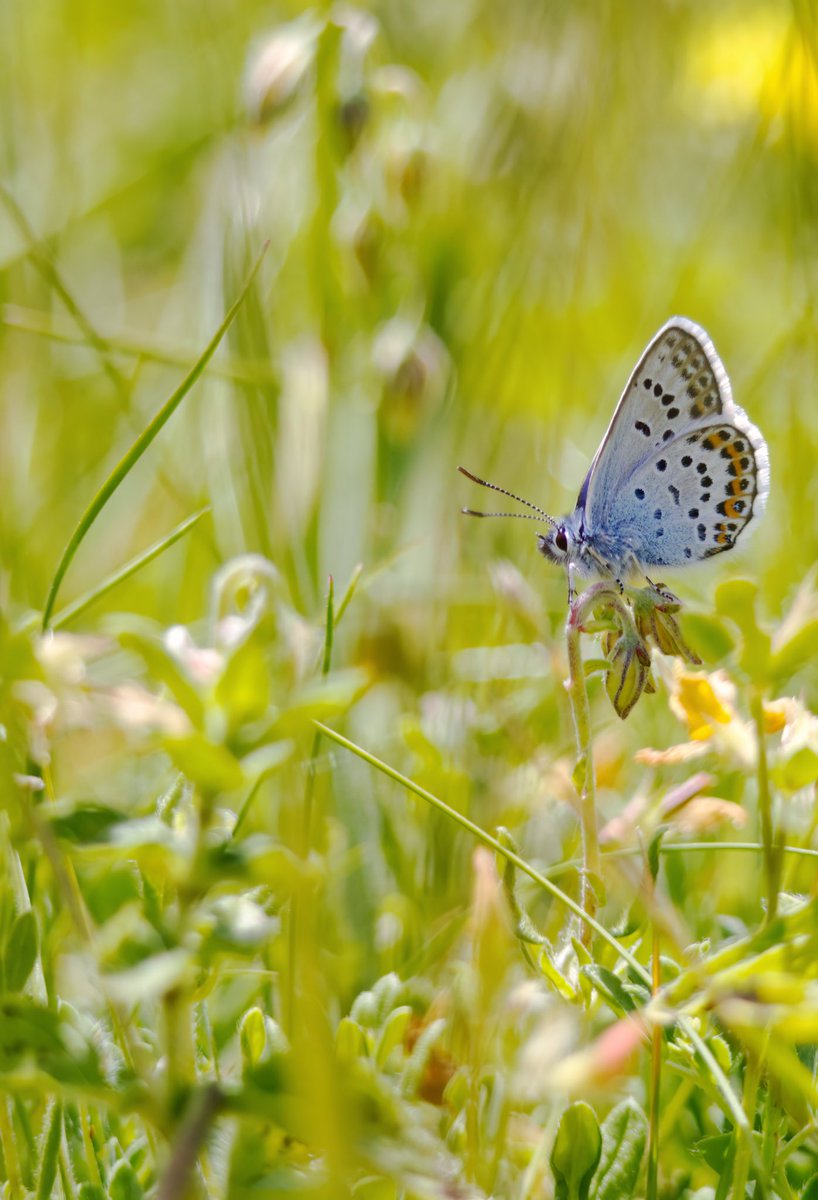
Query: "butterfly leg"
645 576 675 602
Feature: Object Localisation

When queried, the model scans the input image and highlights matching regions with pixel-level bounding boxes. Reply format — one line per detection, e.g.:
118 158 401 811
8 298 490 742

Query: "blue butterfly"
460 317 770 590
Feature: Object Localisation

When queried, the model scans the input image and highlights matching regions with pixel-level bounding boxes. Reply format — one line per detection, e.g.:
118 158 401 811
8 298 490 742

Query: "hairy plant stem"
564 583 608 943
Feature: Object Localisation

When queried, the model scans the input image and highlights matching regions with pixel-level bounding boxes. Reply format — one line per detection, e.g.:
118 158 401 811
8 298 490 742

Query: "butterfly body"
532 317 769 583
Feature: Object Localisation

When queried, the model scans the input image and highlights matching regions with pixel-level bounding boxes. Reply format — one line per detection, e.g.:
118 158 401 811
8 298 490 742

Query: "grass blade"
313 720 750 1134
51 507 210 630
313 719 647 975
41 242 269 630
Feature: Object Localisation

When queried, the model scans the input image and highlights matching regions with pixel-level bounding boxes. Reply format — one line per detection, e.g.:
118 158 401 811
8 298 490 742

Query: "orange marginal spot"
721 498 744 520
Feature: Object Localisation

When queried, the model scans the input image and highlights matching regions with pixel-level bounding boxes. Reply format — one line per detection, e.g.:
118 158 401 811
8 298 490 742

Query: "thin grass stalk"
42 243 268 629
0 184 128 396
313 719 749 1138
287 577 335 1036
1 302 279 385
52 507 210 629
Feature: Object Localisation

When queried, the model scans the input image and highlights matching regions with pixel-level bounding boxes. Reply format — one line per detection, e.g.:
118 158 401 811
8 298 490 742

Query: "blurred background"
2 0 818 990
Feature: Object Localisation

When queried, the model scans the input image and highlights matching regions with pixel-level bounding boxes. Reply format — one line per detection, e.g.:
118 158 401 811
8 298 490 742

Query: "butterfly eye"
555 527 568 553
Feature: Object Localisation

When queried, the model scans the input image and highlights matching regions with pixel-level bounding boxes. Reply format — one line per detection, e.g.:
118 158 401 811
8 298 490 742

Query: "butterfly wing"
578 317 769 566
597 421 769 567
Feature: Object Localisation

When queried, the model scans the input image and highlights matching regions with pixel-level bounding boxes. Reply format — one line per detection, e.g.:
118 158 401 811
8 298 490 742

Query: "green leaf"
372 972 402 1022
215 637 271 730
497 827 548 946
352 1178 397 1200
5 910 37 992
375 1005 413 1068
336 1016 366 1064
679 613 735 662
164 732 244 793
550 1101 602 1200
275 668 369 731
647 825 666 884
714 578 770 680
692 1131 733 1174
581 965 636 1017
350 990 379 1028
109 1160 144 1200
774 746 818 791
0 998 105 1087
538 945 576 1001
35 1100 62 1200
49 802 126 843
240 1007 268 1069
590 1098 647 1200
770 618 818 682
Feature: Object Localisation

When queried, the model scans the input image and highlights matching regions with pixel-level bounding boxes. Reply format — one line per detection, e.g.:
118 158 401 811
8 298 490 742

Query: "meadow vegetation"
2 1 818 1196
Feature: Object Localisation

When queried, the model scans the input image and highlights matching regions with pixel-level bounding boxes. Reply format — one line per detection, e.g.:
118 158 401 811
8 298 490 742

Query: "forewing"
606 422 769 569
580 317 737 523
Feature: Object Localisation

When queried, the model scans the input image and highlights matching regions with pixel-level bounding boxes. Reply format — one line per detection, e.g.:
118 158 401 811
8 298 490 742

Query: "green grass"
3 1 818 1197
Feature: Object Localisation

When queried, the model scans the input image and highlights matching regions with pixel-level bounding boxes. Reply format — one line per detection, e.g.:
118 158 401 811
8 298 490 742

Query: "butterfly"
460 317 770 591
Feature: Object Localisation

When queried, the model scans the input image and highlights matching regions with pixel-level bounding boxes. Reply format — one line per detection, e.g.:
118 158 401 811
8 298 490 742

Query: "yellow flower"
670 667 736 741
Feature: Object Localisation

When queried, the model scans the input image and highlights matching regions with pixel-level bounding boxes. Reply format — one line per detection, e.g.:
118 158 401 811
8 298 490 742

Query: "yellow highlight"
687 7 818 149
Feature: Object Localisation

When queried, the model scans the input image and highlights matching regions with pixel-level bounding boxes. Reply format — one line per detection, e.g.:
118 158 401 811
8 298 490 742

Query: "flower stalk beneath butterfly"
564 580 617 942
565 580 703 942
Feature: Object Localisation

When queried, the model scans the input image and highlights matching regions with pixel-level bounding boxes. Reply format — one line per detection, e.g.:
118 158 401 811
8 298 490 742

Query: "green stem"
155 1085 223 1200
1 302 278 386
51 507 209 629
565 585 604 943
730 1050 762 1200
288 578 336 1036
41 243 268 629
315 720 750 1134
0 184 128 396
0 1097 23 1199
750 690 779 924
646 911 662 1200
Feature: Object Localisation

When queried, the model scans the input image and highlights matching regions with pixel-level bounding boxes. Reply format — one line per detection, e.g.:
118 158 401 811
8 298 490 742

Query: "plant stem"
565 588 602 944
750 690 779 924
731 1049 762 1200
0 1097 23 1199
646 905 662 1200
316 721 750 1135
155 1084 223 1200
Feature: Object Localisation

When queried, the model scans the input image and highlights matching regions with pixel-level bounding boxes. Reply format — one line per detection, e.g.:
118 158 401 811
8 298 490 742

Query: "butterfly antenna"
458 466 556 527
461 508 544 520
